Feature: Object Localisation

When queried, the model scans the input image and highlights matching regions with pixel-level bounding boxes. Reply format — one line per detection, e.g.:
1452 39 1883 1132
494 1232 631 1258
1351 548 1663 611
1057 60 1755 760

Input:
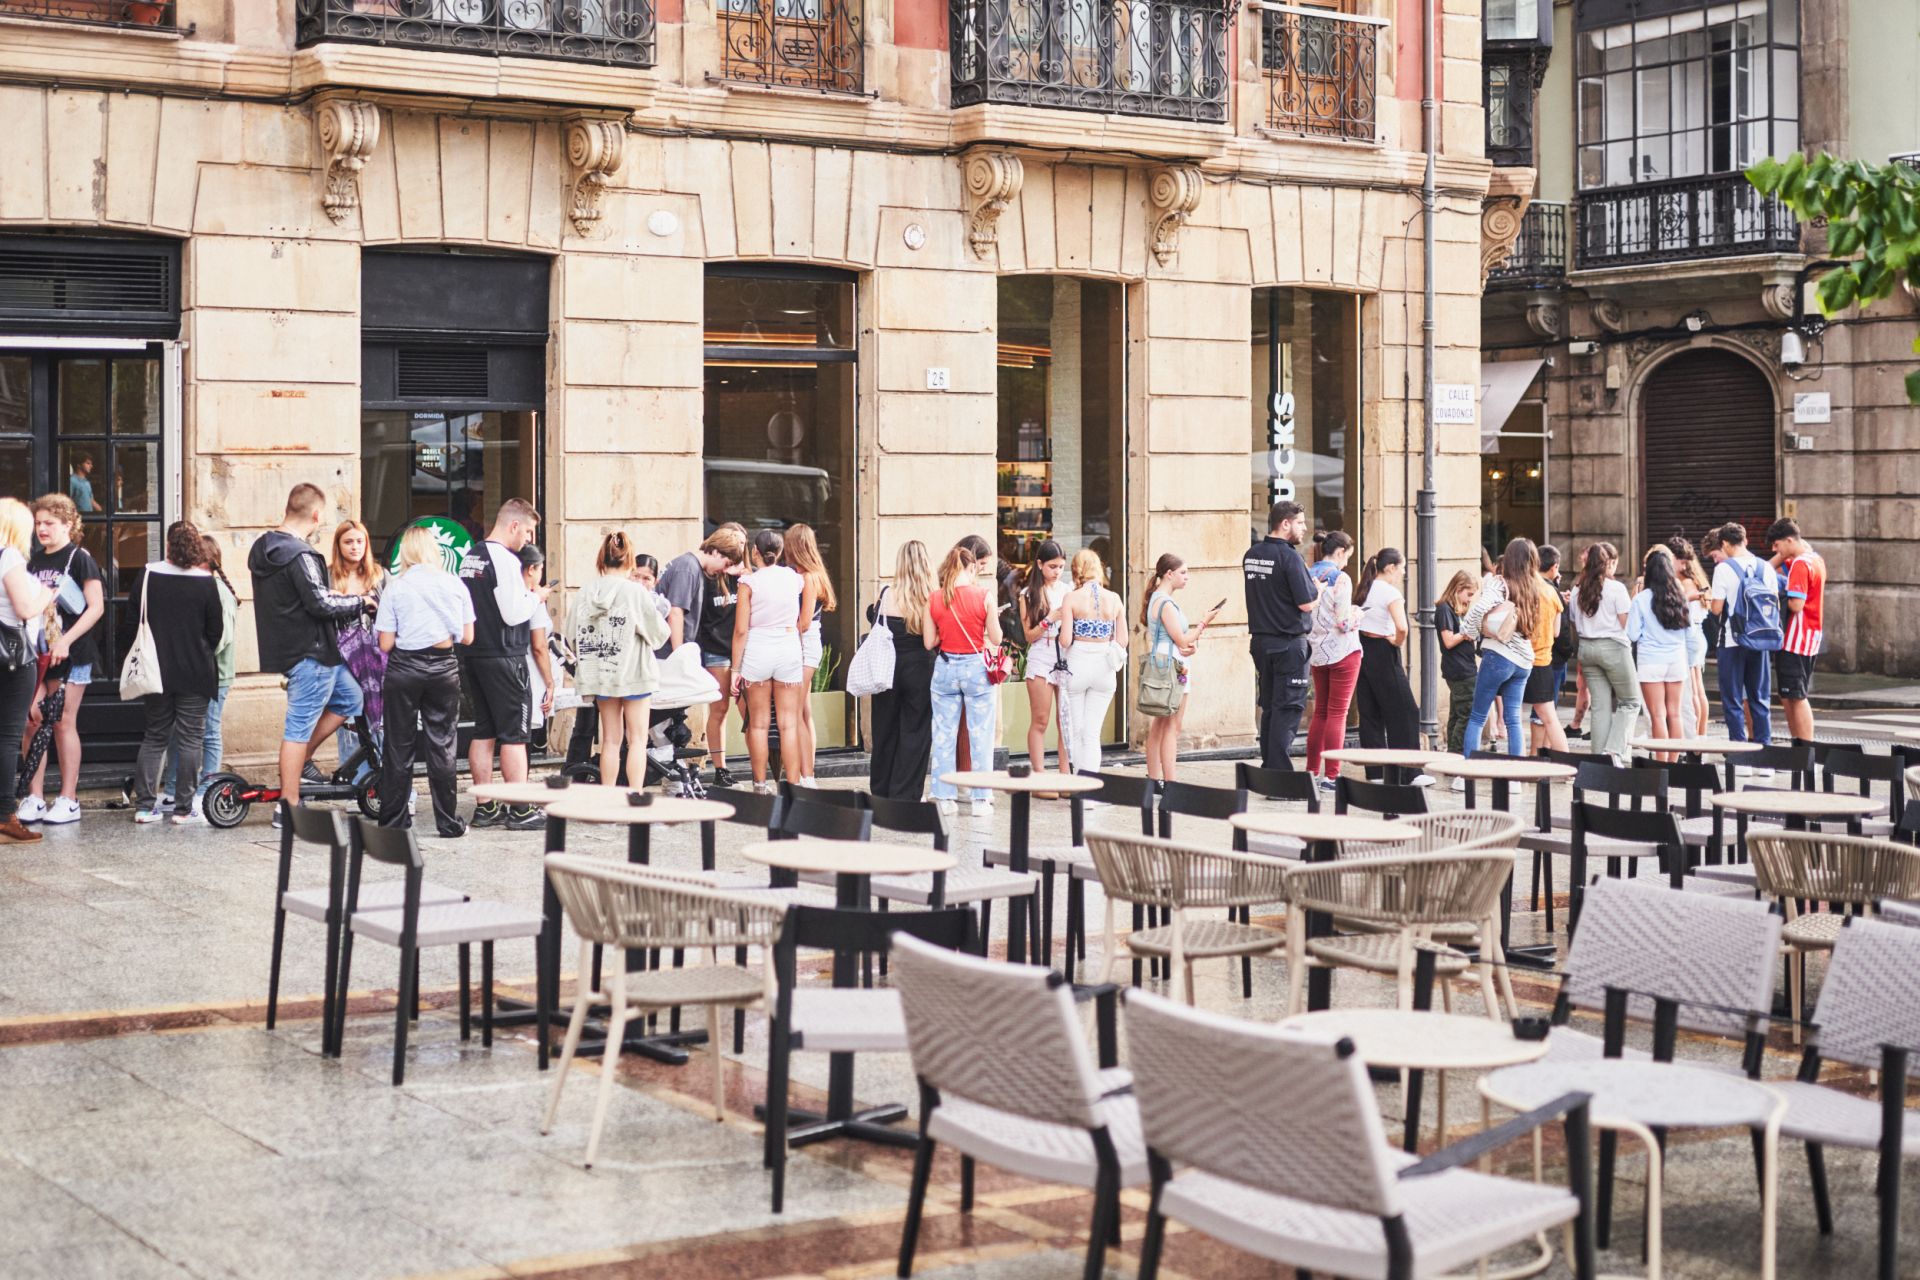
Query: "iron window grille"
1259 3 1381 142
1488 200 1568 287
1484 44 1550 167
0 0 176 26
949 0 1229 124
295 0 654 68
718 0 863 93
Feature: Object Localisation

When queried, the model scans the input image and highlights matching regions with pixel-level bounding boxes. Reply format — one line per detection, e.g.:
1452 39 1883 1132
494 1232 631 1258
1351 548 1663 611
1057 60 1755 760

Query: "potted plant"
124 1 168 24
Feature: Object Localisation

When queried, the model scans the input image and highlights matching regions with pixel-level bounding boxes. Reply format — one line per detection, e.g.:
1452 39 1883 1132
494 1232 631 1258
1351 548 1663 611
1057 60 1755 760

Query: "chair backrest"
1085 831 1289 912
286 802 350 851
352 818 424 870
1574 761 1667 808
1234 762 1321 812
1283 851 1515 928
1088 770 1155 835
1822 748 1904 822
782 780 870 812
1538 747 1613 769
891 932 1105 1128
776 905 974 973
544 854 784 951
865 795 949 851
1746 831 1920 910
782 798 873 842
1629 756 1719 807
1334 774 1427 819
1337 809 1525 859
1155 780 1249 843
1562 877 1780 1037
1810 917 1920 1077
1906 764 1920 805
1126 990 1398 1217
1742 742 1816 788
710 785 784 833
1571 798 1682 849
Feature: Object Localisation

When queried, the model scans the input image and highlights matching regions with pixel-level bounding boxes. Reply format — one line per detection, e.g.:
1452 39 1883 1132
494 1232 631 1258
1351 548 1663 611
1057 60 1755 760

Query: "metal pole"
1415 0 1439 746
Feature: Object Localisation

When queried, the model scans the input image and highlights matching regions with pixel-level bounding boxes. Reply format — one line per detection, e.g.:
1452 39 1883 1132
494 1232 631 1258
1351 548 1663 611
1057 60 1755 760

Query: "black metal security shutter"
0 235 180 336
360 249 548 412
1641 349 1777 548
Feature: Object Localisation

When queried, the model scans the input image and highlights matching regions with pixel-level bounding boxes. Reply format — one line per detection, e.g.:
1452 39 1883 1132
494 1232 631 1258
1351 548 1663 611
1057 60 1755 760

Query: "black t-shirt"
694 571 737 656
1242 535 1317 652
29 542 104 672
1434 600 1478 682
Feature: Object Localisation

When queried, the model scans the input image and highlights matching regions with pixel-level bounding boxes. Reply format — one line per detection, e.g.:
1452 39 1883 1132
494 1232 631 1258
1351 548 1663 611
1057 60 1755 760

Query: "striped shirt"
1782 548 1825 657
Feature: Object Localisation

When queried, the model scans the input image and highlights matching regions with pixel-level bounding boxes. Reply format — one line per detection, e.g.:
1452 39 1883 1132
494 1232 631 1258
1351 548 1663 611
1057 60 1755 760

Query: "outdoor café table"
1710 788 1880 833
742 838 956 1147
1480 1058 1785 1280
1421 756 1576 970
1628 736 1764 793
1229 811 1417 1012
1278 1007 1550 1153
1322 746 1460 786
941 769 1103 966
542 792 736 1065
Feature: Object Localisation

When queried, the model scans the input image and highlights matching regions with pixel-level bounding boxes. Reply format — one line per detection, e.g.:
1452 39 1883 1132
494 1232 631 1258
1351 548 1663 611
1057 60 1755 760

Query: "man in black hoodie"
249 483 372 809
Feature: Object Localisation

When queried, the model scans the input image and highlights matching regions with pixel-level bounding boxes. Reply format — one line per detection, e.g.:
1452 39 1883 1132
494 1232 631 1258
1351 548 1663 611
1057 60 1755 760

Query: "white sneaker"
794 777 819 789
970 795 995 816
936 798 958 818
1450 777 1466 793
169 811 204 827
1410 773 1436 788
43 796 81 824
133 804 167 825
15 795 46 823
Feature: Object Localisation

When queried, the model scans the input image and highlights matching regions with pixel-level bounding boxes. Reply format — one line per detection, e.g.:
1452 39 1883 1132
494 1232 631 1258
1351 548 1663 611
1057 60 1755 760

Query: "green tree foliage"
1747 153 1920 404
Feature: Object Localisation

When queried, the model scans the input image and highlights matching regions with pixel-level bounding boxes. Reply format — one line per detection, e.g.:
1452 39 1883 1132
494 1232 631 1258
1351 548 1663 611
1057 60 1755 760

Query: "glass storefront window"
1249 288 1360 545
703 268 857 728
360 410 539 549
1483 403 1547 560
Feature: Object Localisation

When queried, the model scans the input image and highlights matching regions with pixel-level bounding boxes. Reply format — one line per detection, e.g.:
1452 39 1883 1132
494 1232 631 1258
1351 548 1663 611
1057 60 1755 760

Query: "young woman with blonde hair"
733 528 814 793
20 493 104 825
926 543 1002 816
0 499 51 841
1058 547 1124 776
781 522 835 786
569 531 670 795
373 523 475 836
867 540 938 800
329 518 387 777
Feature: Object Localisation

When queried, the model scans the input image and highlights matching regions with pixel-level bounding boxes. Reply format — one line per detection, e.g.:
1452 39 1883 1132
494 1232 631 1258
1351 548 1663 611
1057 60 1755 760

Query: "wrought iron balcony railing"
1259 3 1381 143
295 0 654 68
1483 43 1549 168
1488 200 1566 288
1894 151 1920 173
0 0 176 27
1574 174 1798 270
949 0 1229 124
718 0 863 94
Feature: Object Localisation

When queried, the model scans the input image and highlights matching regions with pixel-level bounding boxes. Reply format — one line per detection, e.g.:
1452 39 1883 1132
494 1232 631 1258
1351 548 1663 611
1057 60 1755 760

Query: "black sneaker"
434 819 469 839
505 804 543 831
1567 726 1590 740
712 766 739 788
470 801 505 828
301 762 327 785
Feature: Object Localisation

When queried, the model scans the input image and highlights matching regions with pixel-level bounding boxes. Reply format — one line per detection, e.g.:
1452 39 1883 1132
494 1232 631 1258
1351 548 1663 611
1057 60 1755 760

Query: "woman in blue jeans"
1461 538 1546 756
926 543 1003 818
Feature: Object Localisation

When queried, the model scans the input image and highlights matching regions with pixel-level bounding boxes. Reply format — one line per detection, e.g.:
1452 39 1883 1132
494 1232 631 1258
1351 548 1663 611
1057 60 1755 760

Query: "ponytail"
1140 552 1183 628
937 546 975 605
596 530 634 574
1354 553 1381 607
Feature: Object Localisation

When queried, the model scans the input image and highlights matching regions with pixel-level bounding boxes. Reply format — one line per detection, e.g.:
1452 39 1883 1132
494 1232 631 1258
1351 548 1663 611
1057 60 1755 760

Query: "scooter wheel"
564 762 600 785
202 775 250 829
356 778 381 821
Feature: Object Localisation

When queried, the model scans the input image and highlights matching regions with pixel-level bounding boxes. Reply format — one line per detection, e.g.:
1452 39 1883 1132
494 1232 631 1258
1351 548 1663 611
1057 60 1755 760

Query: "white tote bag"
845 587 897 698
118 570 164 700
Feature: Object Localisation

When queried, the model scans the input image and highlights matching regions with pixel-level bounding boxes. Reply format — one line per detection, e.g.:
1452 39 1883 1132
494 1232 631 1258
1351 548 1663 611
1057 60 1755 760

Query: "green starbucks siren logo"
388 516 474 575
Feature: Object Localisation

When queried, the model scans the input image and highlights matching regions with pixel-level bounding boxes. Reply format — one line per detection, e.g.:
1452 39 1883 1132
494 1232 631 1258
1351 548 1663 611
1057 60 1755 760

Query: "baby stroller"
564 646 723 798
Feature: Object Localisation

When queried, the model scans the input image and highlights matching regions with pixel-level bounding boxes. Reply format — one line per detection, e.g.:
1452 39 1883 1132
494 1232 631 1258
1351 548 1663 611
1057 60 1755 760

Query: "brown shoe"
0 817 42 842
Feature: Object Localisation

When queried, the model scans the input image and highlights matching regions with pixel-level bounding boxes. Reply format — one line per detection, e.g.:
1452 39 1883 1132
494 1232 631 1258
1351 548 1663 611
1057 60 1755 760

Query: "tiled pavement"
2 758 1915 1279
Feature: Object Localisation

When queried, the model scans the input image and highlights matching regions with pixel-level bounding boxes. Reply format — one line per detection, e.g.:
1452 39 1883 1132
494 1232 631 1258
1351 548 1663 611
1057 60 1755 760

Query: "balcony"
1574 174 1798 271
1895 152 1920 172
1483 43 1549 168
1488 200 1566 288
295 0 654 68
949 0 1229 124
0 0 176 27
1259 4 1380 143
719 0 863 94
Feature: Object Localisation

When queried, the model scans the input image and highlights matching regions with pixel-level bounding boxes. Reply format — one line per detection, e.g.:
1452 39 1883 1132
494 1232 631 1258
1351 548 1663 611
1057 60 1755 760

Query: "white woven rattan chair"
1085 832 1289 1004
1282 850 1520 1020
1341 809 1528 858
890 933 1146 1280
1126 990 1594 1280
540 855 784 1167
1746 831 1920 1043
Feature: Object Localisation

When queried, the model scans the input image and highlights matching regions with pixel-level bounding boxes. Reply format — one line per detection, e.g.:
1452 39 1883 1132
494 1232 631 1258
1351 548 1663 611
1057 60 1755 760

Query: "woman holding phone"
1139 553 1218 786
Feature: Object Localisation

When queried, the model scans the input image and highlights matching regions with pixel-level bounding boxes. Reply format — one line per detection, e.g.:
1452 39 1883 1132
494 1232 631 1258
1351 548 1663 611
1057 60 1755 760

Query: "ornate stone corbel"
964 152 1024 260
1760 282 1798 322
1148 165 1203 267
1524 294 1562 340
1591 298 1628 333
1479 195 1527 284
318 101 380 226
567 119 627 235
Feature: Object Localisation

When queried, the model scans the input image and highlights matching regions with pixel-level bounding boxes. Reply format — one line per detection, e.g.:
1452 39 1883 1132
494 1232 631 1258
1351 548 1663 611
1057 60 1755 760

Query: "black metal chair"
1819 746 1899 836
1234 762 1321 811
1333 774 1428 819
780 780 870 812
867 794 1034 961
782 796 873 842
337 817 546 1084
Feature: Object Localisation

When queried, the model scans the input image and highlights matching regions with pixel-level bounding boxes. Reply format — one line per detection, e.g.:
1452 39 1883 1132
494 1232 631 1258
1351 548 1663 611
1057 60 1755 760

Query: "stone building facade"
0 0 1499 764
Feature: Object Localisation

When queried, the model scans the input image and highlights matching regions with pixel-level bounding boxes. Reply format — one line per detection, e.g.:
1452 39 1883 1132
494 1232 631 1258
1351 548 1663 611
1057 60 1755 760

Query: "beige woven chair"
1283 850 1520 1020
1746 831 1920 1043
540 855 785 1167
1086 832 1289 1005
1333 810 1527 944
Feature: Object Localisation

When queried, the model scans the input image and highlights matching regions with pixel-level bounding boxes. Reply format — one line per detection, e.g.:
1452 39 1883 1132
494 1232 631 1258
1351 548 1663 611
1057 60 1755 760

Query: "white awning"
1480 358 1546 453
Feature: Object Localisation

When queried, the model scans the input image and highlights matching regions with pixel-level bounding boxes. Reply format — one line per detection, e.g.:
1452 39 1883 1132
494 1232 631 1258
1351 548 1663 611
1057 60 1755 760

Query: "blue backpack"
1729 556 1785 652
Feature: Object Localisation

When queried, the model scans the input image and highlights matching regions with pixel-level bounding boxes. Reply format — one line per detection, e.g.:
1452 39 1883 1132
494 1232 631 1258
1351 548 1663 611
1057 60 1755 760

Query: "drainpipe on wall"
1415 0 1440 746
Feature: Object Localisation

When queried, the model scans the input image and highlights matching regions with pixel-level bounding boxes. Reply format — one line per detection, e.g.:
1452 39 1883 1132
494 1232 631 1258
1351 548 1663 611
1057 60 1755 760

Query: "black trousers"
136 692 209 815
380 648 462 833
870 636 935 800
1356 634 1420 771
0 661 37 818
1255 637 1311 770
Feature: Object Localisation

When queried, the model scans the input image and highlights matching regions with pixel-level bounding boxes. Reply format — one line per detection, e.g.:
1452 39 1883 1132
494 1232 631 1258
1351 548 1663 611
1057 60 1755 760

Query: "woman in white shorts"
731 528 816 793
781 522 835 788
1629 547 1693 761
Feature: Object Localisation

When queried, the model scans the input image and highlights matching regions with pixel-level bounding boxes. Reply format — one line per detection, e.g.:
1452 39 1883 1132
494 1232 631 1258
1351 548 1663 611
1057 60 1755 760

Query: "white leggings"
1063 644 1116 774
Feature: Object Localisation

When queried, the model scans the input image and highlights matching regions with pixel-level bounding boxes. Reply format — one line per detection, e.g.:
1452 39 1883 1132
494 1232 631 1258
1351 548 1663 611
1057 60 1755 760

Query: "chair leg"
584 966 629 1169
1241 952 1253 999
1597 1129 1617 1248
1138 1205 1168 1280
1082 1164 1116 1280
458 943 472 1042
1131 903 1144 986
1789 947 1804 1046
1530 851 1541 912
334 929 357 1057
542 941 596 1136
978 900 993 957
267 905 288 1031
1543 854 1555 933
960 1155 975 1212
410 949 421 1023
391 943 415 1088
897 1135 937 1278
481 941 494 1049
1806 1141 1833 1235
709 1003 726 1122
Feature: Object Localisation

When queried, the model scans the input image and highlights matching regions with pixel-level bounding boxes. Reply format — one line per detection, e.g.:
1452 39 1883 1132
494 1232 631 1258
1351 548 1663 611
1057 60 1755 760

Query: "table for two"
941 769 1103 966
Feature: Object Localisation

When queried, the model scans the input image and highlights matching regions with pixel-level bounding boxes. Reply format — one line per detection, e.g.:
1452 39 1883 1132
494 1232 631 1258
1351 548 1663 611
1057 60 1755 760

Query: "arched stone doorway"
1640 348 1777 550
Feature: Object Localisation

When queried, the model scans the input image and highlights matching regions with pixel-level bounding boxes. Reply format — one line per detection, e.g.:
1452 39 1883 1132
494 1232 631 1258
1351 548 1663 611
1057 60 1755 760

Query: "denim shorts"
65 662 92 687
701 650 731 670
284 658 364 743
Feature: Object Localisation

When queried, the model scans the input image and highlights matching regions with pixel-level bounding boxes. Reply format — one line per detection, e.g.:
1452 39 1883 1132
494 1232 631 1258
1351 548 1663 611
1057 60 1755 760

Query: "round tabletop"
1709 790 1883 818
740 839 956 878
940 770 1105 795
1229 812 1421 844
1321 748 1459 769
1420 758 1576 783
1628 737 1765 756
545 794 736 826
1482 1058 1781 1130
1278 1009 1550 1072
1857 724 1920 742
471 781 631 807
